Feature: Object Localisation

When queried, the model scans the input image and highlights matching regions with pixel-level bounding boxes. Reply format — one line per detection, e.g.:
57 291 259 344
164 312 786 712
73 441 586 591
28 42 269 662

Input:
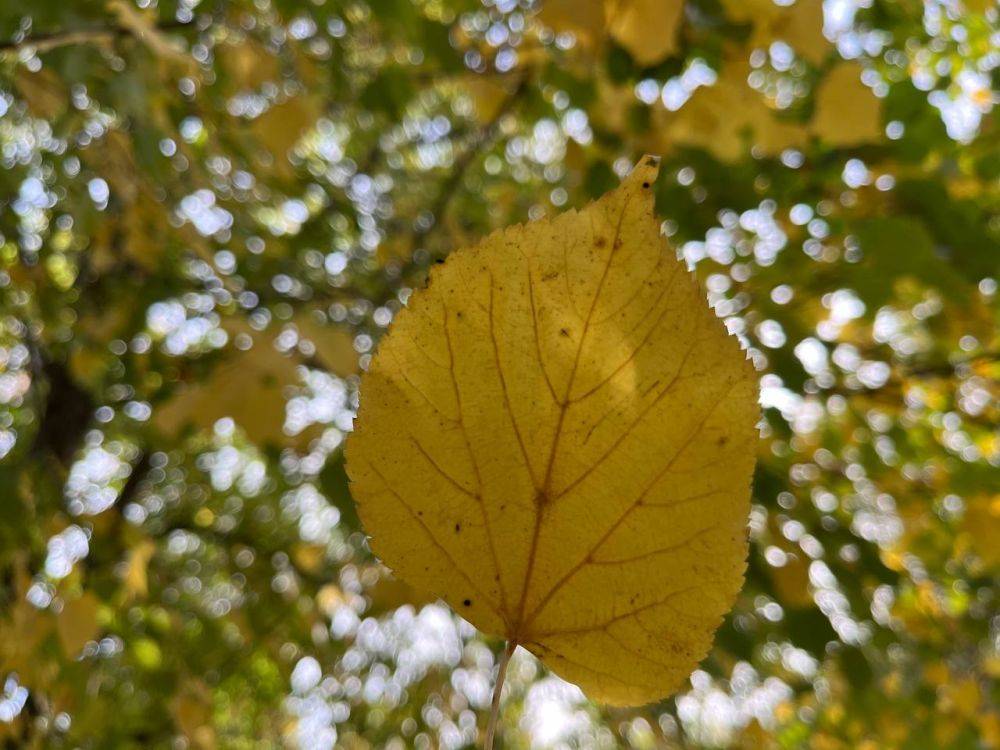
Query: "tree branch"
903 349 1000 378
413 74 531 255
28 350 95 466
0 19 192 54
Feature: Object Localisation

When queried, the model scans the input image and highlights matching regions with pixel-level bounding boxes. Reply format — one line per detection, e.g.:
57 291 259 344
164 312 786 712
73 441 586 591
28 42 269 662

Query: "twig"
485 640 517 750
0 19 192 54
904 349 1000 378
413 74 530 253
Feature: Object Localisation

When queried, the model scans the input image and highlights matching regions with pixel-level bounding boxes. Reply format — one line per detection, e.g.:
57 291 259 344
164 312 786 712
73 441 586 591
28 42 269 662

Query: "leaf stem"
485 640 516 750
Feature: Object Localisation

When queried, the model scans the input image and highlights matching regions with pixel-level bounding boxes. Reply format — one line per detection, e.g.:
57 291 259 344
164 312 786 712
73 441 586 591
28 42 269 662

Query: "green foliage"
0 0 997 748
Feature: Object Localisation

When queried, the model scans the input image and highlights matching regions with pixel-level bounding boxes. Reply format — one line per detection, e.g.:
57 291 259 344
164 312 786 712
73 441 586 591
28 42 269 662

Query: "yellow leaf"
124 539 157 599
963 495 1000 570
295 313 359 377
291 543 326 574
737 720 775 749
316 584 346 615
251 96 320 175
0 598 54 678
811 62 883 146
57 592 101 657
537 0 606 48
14 67 67 119
346 157 758 705
719 0 782 25
767 551 813 608
769 0 830 66
608 0 685 67
216 39 279 90
655 55 808 160
723 0 830 66
465 76 511 124
981 711 1000 749
171 679 215 747
939 677 982 719
592 76 641 136
924 660 949 686
153 323 301 447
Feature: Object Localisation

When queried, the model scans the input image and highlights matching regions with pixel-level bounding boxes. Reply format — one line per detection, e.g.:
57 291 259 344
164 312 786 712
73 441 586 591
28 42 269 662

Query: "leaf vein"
523 378 739 630
409 437 478 498
442 307 512 622
487 273 540 487
365 460 501 621
588 520 726 565
513 192 635 635
567 263 683 405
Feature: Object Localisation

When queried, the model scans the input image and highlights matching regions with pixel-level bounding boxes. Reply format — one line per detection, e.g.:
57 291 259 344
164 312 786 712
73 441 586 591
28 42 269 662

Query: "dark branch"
413 74 531 254
29 356 95 466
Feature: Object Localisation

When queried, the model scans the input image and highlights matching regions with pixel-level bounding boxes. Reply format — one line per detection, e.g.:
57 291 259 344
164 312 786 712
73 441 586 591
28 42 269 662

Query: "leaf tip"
629 154 662 191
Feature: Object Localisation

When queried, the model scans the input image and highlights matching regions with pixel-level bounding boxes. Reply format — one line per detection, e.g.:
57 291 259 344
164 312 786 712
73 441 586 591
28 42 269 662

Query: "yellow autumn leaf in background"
811 62 883 146
608 0 685 67
537 0 685 65
124 539 157 599
154 317 354 448
963 495 1000 569
153 323 300 447
216 38 280 90
464 76 511 124
764 0 830 66
537 0 606 48
347 157 758 705
57 591 101 657
653 54 808 161
722 0 829 66
170 679 216 748
250 95 322 178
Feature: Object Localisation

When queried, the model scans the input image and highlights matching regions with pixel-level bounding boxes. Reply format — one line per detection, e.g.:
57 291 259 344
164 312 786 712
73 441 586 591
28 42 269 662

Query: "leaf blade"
347 157 758 705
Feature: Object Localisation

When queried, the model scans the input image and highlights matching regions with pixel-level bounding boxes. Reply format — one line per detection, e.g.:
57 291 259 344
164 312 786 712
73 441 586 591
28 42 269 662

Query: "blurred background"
0 0 998 748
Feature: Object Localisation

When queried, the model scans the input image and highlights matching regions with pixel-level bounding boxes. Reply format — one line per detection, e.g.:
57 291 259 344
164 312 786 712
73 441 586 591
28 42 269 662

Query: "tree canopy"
0 0 997 748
